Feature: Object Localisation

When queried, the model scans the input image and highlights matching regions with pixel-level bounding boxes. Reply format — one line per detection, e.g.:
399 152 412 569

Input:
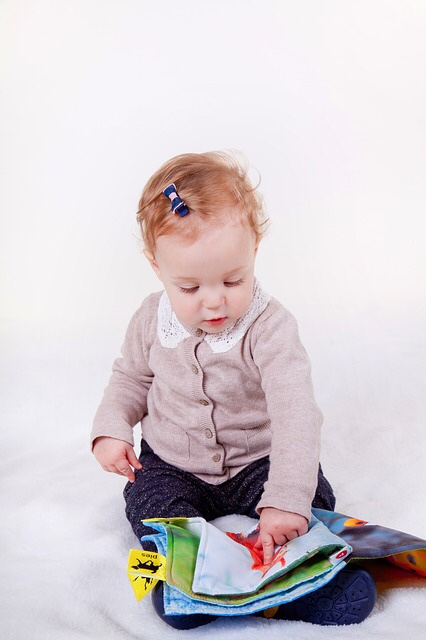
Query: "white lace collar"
157 279 271 353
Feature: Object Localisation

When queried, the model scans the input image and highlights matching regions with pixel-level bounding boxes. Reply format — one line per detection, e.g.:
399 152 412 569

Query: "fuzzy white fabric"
157 279 271 353
1 319 425 640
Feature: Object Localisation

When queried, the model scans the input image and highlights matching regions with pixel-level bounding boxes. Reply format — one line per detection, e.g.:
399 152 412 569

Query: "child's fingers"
126 447 143 470
98 442 142 482
286 528 301 541
101 461 136 482
261 533 275 564
115 463 136 483
254 531 275 564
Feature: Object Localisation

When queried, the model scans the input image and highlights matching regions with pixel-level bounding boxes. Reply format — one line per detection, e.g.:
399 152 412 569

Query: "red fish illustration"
226 528 288 577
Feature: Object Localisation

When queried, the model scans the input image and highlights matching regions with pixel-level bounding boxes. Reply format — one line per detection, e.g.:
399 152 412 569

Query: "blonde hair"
136 151 269 254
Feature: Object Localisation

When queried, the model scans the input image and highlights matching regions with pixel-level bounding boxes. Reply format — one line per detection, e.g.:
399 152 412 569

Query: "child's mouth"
205 317 226 327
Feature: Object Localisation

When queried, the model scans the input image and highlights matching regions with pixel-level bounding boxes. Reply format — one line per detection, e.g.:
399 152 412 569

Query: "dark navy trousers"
124 440 336 548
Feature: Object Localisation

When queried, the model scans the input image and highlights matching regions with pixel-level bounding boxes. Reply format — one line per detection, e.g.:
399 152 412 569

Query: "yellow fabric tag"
127 549 167 601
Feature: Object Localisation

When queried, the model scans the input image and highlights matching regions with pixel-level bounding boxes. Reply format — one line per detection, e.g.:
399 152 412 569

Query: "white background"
1 1 425 638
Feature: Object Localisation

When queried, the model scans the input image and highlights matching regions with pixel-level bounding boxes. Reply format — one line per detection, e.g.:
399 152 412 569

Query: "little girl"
92 151 376 629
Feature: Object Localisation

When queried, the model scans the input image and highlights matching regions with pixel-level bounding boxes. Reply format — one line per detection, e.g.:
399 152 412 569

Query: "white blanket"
1 321 425 639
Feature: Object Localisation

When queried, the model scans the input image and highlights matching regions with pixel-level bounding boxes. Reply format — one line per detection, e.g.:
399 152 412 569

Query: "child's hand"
93 436 142 483
255 507 308 564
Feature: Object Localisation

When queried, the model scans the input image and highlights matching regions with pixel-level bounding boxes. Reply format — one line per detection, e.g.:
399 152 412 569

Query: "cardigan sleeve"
252 305 322 521
90 297 155 448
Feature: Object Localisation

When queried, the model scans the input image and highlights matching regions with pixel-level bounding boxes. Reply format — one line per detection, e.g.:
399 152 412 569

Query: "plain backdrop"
1 1 425 639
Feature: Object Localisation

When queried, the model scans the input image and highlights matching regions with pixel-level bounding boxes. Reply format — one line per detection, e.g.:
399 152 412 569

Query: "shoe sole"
270 565 377 625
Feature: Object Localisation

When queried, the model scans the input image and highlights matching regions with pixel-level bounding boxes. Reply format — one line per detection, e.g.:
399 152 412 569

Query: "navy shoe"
151 582 218 630
257 565 376 625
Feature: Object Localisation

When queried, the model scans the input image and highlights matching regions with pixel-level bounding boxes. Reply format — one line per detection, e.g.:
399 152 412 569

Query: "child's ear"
143 249 162 281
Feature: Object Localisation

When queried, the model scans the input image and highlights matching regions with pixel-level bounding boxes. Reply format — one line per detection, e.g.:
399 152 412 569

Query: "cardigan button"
199 399 209 406
195 329 203 337
204 429 213 438
191 365 199 374
212 453 221 462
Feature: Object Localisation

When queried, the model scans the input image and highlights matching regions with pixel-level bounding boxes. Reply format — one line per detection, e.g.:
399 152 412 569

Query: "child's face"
146 215 258 334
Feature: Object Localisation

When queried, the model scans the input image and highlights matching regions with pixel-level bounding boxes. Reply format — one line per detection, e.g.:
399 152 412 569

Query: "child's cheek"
177 297 197 324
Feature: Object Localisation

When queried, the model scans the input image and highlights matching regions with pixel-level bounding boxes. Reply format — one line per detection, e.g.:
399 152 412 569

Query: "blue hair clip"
163 183 189 217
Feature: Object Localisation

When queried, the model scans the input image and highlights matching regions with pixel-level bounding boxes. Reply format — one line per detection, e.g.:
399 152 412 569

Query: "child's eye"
179 286 199 294
225 279 243 287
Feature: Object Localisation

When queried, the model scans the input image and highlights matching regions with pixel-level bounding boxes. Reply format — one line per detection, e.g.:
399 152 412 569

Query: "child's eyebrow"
223 267 248 278
171 276 199 282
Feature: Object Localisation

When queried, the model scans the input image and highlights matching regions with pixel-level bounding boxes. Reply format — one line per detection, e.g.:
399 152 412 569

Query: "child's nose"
203 290 225 310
